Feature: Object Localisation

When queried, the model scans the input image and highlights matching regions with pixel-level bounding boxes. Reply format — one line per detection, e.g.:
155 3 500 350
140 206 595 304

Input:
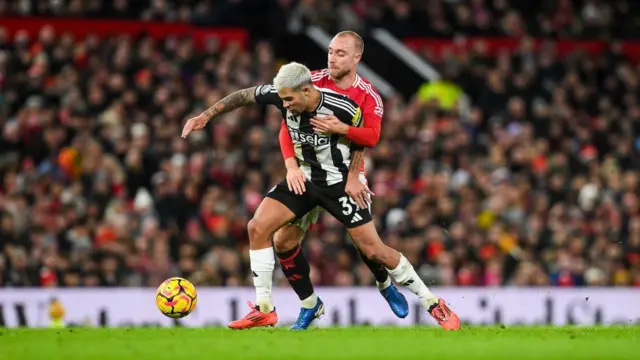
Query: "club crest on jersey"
289 128 330 146
259 84 275 95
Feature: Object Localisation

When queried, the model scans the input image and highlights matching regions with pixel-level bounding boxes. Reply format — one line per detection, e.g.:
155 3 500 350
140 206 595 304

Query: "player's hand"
345 174 374 210
181 114 209 138
286 166 307 195
311 115 349 135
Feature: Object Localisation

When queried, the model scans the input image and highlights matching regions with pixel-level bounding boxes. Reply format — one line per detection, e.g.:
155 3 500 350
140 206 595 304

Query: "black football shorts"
266 178 372 229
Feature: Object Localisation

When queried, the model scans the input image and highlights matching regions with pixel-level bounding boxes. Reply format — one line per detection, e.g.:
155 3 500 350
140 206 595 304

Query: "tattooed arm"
181 87 258 138
348 149 365 178
345 148 372 209
202 87 257 120
182 85 284 138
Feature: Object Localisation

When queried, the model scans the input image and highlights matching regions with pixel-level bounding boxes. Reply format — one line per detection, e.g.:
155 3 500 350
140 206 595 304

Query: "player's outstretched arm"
181 87 257 138
202 87 257 119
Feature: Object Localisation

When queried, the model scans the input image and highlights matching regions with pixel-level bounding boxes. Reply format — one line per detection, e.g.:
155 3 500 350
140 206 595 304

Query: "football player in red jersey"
182 32 461 331
226 31 458 331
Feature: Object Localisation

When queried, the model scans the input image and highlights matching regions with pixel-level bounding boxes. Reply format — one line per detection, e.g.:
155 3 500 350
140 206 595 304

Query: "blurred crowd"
354 0 640 39
392 38 640 287
305 0 640 39
0 0 290 38
0 0 239 22
1 1 639 289
5 0 640 39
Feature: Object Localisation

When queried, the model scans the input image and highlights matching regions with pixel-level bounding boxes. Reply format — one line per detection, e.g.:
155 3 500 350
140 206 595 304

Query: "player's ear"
301 85 312 96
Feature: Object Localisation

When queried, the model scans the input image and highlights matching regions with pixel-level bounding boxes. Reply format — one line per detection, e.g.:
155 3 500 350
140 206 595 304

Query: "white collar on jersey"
321 69 360 89
352 73 361 87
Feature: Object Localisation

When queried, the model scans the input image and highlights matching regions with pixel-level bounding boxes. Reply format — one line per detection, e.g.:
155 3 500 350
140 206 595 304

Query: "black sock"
277 244 315 300
357 248 389 284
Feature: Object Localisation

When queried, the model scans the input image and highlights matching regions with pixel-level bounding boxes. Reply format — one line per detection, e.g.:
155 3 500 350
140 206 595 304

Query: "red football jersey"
279 69 384 172
311 69 384 130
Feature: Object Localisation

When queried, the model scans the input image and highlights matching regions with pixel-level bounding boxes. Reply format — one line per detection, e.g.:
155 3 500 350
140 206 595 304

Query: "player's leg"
351 243 408 318
228 197 293 329
320 186 459 330
273 207 325 330
274 206 390 306
229 181 316 330
247 197 294 310
320 177 408 318
351 174 407 318
273 207 319 307
347 221 460 330
356 246 390 286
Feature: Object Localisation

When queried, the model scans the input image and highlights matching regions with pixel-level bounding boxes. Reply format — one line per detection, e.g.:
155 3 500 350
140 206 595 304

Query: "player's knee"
273 225 302 253
247 217 271 245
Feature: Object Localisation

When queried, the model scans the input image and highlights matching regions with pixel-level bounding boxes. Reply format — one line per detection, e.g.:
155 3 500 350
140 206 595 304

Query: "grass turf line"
1 327 638 360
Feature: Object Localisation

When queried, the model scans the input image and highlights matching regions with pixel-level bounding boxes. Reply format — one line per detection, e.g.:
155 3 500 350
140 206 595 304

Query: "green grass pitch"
1 326 638 359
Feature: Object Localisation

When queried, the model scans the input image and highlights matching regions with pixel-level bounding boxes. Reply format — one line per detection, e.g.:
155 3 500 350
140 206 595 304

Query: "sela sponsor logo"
289 128 330 147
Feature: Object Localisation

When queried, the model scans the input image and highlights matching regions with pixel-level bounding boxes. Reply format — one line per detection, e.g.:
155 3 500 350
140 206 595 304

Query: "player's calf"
273 224 304 253
276 243 324 330
348 223 400 267
274 224 318 307
276 243 319 307
356 247 390 284
348 222 459 330
276 244 315 298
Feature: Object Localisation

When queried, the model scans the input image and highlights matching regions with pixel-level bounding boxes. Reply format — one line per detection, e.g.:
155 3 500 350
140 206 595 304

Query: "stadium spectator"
283 0 640 39
1 0 639 289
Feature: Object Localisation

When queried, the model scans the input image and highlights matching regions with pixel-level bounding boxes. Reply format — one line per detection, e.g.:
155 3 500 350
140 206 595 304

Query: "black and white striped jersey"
255 84 364 186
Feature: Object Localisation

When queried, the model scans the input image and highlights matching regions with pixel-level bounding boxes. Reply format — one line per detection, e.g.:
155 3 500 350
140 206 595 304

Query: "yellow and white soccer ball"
155 277 198 318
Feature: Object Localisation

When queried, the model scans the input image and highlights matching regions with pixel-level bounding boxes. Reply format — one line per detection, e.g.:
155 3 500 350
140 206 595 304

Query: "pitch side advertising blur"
0 288 638 328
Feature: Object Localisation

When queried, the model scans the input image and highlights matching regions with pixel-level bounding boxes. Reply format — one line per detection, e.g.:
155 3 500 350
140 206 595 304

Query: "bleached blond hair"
273 62 313 92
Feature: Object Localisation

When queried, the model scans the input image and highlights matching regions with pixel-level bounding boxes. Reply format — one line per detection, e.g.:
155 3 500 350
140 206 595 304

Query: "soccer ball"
155 277 198 318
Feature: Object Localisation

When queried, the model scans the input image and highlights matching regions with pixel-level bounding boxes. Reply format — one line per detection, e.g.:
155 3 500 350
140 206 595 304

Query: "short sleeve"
254 85 283 107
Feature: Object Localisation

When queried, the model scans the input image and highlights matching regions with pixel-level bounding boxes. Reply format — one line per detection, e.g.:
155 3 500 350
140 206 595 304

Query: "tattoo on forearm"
203 87 257 120
349 150 365 174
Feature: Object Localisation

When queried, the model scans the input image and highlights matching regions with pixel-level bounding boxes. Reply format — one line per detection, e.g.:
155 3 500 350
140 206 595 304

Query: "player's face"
328 35 361 80
278 86 311 115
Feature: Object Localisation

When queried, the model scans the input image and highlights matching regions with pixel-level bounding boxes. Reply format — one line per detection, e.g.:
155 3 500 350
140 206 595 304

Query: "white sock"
387 254 438 308
377 277 392 290
301 293 318 309
250 248 275 313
